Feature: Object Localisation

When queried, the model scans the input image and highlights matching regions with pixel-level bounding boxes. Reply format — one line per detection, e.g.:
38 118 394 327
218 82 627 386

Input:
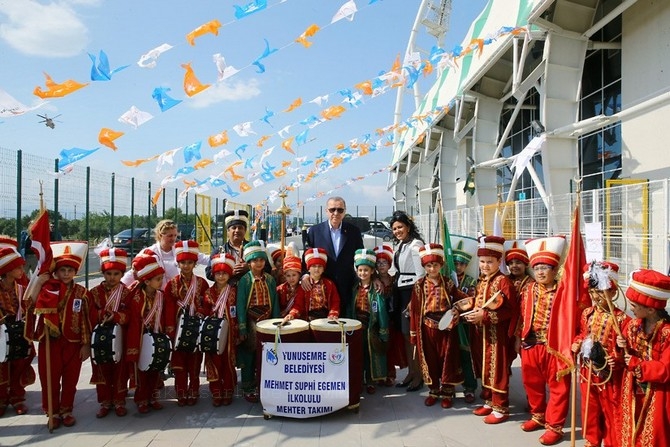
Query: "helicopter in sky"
37 113 61 129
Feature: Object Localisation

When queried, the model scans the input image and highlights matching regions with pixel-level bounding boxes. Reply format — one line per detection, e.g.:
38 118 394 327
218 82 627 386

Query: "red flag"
28 210 53 276
547 199 590 379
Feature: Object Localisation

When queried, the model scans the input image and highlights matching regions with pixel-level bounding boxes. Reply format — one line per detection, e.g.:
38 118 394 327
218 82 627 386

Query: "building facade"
389 0 670 277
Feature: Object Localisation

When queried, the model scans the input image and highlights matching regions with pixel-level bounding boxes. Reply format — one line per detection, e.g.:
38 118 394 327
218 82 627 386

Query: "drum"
438 309 458 331
0 319 31 362
256 318 310 348
310 318 363 408
138 332 172 372
91 323 123 364
174 312 201 352
199 316 229 355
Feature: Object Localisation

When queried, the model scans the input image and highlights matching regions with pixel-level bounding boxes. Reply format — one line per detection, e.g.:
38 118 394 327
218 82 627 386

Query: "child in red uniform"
165 240 209 407
34 242 90 429
572 261 629 447
410 243 467 409
276 255 302 318
467 235 517 425
617 269 670 447
0 245 35 417
88 248 132 417
126 254 168 414
517 236 570 445
375 243 406 387
283 247 340 322
202 253 238 407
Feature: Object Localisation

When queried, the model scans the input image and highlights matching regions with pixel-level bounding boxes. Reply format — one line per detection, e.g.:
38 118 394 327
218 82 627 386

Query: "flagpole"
38 182 55 433
569 179 582 447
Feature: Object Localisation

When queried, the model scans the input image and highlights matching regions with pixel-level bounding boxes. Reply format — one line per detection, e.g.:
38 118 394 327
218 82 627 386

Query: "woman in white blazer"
390 211 425 391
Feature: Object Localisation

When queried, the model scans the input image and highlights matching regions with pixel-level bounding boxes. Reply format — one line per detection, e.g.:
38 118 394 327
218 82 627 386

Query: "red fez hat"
626 269 670 310
419 243 445 266
477 235 505 259
99 247 128 272
210 253 235 276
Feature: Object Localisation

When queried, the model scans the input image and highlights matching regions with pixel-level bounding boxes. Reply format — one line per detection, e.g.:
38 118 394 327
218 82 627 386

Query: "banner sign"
260 342 349 418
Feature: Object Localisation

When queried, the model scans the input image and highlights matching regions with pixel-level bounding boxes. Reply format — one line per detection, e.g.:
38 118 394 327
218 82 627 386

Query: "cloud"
0 0 94 57
188 78 262 108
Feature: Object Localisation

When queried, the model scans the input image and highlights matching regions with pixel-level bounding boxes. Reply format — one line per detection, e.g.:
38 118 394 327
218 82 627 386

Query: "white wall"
622 0 670 180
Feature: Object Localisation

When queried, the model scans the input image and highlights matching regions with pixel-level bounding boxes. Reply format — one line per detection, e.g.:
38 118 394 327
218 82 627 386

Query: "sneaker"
539 429 564 446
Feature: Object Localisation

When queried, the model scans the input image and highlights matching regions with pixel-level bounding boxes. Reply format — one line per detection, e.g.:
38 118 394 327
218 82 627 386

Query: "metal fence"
418 179 670 289
0 146 397 248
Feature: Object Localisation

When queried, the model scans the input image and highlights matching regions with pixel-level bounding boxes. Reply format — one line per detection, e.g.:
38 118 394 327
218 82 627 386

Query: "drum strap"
104 284 124 313
143 290 164 333
15 283 25 321
213 285 232 319
177 276 198 316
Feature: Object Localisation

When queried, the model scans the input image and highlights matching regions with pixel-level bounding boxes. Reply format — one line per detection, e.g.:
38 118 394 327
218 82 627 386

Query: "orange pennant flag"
295 24 320 48
422 61 433 76
281 160 291 167
98 128 125 151
283 98 302 113
224 161 244 181
183 179 197 188
274 169 287 177
239 182 252 192
335 143 345 150
208 130 229 147
186 19 222 46
471 38 485 56
34 72 88 99
391 54 401 73
194 159 213 169
121 155 159 167
181 62 210 97
281 137 295 154
320 105 346 120
256 135 271 147
152 188 163 206
355 81 373 95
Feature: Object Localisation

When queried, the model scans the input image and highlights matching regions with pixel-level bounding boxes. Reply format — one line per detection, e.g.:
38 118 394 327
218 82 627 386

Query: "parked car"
367 227 393 241
112 228 153 253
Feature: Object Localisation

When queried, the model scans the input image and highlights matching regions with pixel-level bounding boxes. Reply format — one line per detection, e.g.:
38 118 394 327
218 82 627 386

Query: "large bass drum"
138 332 172 372
309 318 363 409
199 316 229 355
91 323 123 364
0 318 31 362
174 313 201 352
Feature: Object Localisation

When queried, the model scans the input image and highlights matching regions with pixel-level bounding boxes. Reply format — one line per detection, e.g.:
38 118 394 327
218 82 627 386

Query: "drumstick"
457 291 502 320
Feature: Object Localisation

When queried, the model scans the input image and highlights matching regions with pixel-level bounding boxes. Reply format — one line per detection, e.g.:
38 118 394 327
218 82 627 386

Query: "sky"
0 0 488 211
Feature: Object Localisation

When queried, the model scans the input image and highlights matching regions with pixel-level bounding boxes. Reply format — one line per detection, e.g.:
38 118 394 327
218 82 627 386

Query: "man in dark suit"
304 196 363 316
